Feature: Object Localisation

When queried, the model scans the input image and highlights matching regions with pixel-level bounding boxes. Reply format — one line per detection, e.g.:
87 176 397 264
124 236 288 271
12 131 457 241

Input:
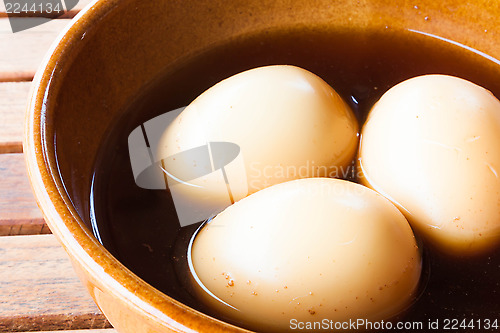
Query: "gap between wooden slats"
0 153 49 235
0 18 73 82
0 82 31 154
0 235 112 332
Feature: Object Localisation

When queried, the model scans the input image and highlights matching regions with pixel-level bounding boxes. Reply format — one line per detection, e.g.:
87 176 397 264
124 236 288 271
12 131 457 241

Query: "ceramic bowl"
24 0 500 332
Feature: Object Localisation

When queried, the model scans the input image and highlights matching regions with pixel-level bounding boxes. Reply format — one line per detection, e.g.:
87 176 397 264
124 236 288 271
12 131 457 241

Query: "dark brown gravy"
89 27 500 332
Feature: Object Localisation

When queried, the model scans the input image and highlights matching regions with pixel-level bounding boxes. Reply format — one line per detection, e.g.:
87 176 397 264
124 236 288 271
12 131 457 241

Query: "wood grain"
0 0 94 18
14 330 116 333
0 18 72 82
0 153 49 236
0 82 31 154
0 235 112 332
14 330 117 333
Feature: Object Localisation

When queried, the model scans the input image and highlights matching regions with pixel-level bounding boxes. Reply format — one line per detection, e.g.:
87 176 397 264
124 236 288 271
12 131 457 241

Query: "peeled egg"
157 65 358 225
189 178 421 332
359 74 500 256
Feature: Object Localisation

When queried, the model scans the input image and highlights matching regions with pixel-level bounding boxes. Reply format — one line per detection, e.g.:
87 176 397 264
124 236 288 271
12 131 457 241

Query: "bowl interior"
49 1 500 232
29 0 500 331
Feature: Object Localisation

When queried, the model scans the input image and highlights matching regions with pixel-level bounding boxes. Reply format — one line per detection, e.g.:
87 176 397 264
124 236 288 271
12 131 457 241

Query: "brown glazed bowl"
24 0 500 332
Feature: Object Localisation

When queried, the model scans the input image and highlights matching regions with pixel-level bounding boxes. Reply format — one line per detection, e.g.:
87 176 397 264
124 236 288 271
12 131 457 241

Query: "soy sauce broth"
89 27 500 331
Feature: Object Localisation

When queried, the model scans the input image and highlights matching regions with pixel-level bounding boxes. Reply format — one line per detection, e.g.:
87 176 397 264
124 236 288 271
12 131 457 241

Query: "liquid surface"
90 27 500 331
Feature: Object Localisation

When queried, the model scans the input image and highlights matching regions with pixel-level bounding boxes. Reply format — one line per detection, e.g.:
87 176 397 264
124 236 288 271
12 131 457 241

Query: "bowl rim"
23 0 248 331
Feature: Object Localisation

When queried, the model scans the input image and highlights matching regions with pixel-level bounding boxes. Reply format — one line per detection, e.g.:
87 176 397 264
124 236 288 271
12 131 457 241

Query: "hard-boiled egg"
157 65 358 225
188 178 421 332
359 74 500 256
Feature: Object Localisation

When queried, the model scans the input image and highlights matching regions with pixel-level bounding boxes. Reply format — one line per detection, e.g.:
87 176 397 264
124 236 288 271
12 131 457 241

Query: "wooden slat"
0 0 94 18
15 330 116 333
0 82 31 154
0 153 49 236
14 330 117 333
0 18 71 82
0 234 112 332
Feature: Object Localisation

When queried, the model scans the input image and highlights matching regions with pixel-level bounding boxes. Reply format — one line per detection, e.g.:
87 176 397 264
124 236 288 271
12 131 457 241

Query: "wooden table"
0 2 116 332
